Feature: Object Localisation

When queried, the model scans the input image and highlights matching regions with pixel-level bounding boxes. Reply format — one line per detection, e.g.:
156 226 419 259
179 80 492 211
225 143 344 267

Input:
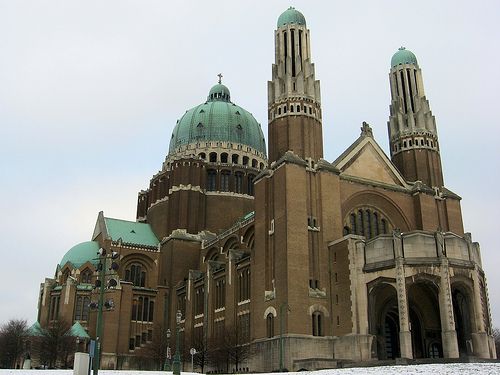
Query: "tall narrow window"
357 210 364 236
350 213 357 234
248 175 255 196
283 31 287 74
381 219 388 234
400 71 407 114
373 212 379 236
221 170 230 191
291 29 296 77
407 69 415 112
235 172 243 194
207 170 217 191
125 264 146 287
266 313 274 338
299 30 303 58
312 311 324 336
365 210 372 238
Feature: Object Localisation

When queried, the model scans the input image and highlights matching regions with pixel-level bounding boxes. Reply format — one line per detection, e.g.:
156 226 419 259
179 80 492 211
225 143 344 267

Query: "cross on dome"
217 73 223 84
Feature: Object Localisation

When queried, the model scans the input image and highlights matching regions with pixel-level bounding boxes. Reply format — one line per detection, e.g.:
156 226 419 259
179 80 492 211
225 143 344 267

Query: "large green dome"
168 83 266 156
277 7 306 28
59 241 99 268
391 47 418 67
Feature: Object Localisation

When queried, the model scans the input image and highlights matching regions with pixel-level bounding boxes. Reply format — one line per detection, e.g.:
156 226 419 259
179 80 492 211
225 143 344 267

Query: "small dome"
277 7 306 28
169 83 266 156
59 241 99 268
208 84 231 102
391 47 418 67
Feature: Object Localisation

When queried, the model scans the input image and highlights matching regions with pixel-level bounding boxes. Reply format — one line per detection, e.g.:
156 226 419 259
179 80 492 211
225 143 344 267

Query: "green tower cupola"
277 6 306 28
391 47 418 67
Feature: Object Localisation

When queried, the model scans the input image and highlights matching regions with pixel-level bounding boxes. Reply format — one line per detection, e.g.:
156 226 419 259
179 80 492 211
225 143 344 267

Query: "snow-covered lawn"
1 363 500 375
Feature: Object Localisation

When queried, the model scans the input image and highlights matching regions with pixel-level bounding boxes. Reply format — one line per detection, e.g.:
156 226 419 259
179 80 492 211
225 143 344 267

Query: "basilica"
36 7 497 371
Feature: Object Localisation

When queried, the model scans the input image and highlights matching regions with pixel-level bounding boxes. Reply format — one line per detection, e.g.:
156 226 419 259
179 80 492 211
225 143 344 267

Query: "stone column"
470 265 491 358
394 230 412 359
436 232 459 358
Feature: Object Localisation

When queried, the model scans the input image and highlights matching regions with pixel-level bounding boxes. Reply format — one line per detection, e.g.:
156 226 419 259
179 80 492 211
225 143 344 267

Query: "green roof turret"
59 241 99 268
277 7 306 28
391 47 418 67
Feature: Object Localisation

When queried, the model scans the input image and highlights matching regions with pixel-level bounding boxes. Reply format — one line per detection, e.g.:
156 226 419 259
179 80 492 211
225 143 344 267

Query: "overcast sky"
1 0 499 329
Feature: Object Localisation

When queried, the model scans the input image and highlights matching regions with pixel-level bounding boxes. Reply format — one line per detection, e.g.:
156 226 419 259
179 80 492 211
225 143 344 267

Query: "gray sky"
1 0 499 328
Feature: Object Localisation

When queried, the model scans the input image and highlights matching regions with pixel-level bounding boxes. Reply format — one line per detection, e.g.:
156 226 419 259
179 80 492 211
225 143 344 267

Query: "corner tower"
268 7 323 162
388 47 444 187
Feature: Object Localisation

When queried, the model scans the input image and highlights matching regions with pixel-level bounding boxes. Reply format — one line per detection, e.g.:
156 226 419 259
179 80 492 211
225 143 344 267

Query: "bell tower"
268 7 323 163
388 47 444 187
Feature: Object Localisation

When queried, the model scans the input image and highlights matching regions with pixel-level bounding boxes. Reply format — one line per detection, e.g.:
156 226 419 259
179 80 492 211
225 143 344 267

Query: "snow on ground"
1 364 500 375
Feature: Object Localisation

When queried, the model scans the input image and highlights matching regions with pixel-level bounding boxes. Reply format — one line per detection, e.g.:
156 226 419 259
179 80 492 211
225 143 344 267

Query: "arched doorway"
407 281 443 359
383 307 400 359
451 285 472 356
368 281 400 359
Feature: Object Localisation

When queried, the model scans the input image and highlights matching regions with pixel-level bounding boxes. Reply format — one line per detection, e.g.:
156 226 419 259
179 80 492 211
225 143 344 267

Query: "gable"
334 137 407 187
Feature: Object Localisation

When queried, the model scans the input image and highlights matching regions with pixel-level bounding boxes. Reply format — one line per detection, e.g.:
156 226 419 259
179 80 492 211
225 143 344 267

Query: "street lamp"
164 328 171 371
91 247 120 375
172 310 182 375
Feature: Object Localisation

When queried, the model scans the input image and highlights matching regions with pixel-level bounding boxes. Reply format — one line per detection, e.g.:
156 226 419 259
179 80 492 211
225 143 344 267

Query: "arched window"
199 152 206 160
232 154 239 164
209 152 217 162
81 269 92 284
350 213 356 234
312 311 323 336
252 159 258 168
238 268 251 302
125 264 146 287
207 170 217 191
266 313 274 338
243 156 249 166
346 208 390 238
381 219 388 234
221 153 228 163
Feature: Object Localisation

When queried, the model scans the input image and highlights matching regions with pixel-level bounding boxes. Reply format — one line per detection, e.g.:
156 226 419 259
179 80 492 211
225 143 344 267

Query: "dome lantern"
277 6 306 28
391 46 418 67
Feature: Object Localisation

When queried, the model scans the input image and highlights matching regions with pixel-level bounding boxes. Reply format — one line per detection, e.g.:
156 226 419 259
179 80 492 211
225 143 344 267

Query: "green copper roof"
169 83 266 156
66 321 90 339
277 7 306 28
208 84 231 101
391 47 418 67
27 322 44 337
60 241 99 268
104 217 159 248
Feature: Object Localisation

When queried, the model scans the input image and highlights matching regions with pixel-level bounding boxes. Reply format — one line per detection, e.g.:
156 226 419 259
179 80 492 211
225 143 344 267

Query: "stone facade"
36 7 496 372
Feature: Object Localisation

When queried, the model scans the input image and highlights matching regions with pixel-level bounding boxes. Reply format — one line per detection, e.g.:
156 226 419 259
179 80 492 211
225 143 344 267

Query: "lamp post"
93 249 106 375
92 247 120 375
164 328 171 371
279 302 290 372
172 310 182 375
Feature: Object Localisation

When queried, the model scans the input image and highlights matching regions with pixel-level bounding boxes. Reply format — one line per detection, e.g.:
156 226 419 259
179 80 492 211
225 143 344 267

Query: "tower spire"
388 47 444 187
267 7 323 163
